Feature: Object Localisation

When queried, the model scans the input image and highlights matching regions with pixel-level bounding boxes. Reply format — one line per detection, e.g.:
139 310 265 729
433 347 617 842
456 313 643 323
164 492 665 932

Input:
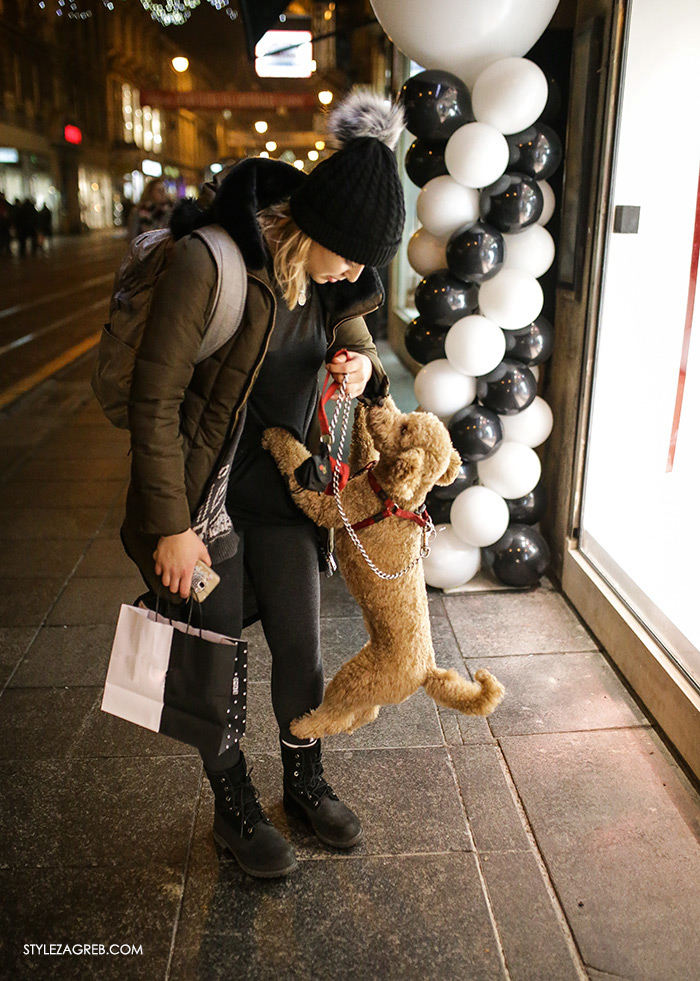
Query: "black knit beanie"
289 91 406 268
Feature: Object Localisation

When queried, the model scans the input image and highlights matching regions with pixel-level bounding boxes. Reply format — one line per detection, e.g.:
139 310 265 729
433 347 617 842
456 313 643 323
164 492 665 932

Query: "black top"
226 281 326 525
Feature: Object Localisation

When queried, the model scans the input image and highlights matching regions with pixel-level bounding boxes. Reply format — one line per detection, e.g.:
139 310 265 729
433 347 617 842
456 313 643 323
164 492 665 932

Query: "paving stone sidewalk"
1 351 700 981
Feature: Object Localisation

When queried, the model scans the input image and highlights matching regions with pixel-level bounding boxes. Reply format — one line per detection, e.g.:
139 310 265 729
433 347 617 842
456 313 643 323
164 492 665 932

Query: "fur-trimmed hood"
170 157 385 315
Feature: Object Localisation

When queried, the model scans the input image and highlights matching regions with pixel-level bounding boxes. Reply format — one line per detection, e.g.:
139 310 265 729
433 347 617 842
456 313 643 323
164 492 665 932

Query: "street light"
171 56 189 73
318 91 333 106
265 141 277 152
308 150 319 161
254 120 268 134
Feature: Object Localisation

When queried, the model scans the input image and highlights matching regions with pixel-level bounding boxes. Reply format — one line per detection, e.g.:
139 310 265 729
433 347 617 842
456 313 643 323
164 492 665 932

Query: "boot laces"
228 766 269 835
296 758 338 804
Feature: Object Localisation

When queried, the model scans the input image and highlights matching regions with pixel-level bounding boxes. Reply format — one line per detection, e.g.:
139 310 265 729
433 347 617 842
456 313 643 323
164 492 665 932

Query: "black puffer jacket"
121 158 389 596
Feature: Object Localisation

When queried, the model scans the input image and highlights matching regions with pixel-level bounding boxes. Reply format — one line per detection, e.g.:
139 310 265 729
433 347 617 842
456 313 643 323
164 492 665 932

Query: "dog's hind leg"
423 667 505 717
345 704 380 733
290 653 385 738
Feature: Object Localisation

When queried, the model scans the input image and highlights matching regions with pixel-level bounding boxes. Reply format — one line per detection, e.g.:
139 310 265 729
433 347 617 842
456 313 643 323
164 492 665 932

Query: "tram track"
0 232 126 411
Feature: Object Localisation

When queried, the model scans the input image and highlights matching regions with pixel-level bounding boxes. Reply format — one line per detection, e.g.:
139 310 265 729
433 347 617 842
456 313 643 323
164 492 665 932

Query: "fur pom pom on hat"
328 90 405 151
289 90 406 268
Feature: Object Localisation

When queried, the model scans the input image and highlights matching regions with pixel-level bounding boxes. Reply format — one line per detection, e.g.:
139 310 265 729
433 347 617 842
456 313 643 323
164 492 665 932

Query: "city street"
1 254 700 977
0 231 127 409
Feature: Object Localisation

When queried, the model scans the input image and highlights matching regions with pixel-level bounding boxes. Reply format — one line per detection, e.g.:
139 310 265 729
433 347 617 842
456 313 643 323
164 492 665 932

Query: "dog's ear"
391 447 426 500
434 448 462 486
350 404 380 472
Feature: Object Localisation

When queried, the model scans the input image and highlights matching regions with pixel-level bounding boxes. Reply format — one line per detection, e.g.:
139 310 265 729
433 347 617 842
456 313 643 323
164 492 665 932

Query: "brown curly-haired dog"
262 396 504 738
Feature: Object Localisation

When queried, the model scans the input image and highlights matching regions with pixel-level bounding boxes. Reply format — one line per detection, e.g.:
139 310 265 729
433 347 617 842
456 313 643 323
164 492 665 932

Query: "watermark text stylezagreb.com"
24 944 143 957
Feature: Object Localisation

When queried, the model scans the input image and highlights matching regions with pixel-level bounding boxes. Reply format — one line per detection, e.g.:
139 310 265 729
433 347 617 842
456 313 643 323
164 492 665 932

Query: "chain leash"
329 378 435 581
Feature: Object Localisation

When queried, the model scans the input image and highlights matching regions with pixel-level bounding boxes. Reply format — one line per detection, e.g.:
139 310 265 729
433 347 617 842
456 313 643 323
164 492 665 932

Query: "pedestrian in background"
128 178 172 240
0 192 11 255
15 198 38 256
121 91 406 878
38 204 53 246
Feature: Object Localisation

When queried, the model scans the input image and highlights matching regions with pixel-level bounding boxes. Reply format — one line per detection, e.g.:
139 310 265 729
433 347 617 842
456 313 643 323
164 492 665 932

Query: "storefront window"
78 166 113 229
579 0 700 686
121 83 161 153
122 83 134 143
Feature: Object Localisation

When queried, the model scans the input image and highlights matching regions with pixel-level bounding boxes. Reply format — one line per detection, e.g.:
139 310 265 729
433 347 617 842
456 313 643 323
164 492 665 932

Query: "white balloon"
537 180 556 225
423 523 481 589
477 441 542 499
445 315 505 377
369 0 559 88
471 58 548 134
501 396 553 447
445 122 509 190
451 485 509 548
417 176 480 240
407 226 447 276
503 225 555 278
478 269 544 330
414 359 476 419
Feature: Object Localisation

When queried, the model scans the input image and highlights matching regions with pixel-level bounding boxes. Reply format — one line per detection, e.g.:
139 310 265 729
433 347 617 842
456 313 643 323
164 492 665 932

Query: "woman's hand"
327 351 372 399
153 529 211 600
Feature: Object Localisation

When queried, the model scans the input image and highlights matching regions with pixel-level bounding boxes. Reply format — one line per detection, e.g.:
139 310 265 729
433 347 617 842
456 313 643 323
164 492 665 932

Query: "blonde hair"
257 202 313 309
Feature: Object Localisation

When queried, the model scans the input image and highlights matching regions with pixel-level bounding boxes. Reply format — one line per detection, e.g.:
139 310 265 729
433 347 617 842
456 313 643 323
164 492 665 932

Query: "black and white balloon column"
399 58 560 590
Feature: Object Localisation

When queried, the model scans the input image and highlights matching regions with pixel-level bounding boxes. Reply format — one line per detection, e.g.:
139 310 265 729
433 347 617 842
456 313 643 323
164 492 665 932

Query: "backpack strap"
192 224 247 363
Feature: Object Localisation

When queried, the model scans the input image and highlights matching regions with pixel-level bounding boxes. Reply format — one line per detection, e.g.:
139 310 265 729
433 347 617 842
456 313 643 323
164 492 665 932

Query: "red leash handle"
319 348 349 437
319 349 351 494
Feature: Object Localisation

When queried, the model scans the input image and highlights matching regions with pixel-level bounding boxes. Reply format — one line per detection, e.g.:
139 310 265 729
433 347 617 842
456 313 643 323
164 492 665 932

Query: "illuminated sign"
64 125 82 145
255 31 313 78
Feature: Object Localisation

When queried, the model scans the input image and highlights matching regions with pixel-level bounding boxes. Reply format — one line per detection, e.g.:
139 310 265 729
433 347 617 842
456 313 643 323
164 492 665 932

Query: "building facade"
0 0 221 233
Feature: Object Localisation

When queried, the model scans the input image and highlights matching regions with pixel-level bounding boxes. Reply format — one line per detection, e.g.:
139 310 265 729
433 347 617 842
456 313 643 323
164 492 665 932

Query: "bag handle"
153 591 204 636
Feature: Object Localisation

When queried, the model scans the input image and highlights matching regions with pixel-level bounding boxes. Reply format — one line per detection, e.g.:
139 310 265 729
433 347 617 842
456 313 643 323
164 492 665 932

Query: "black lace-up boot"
281 739 363 849
205 752 297 878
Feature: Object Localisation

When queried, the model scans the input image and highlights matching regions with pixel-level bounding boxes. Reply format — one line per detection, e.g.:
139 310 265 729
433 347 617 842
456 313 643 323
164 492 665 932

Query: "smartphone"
190 560 220 602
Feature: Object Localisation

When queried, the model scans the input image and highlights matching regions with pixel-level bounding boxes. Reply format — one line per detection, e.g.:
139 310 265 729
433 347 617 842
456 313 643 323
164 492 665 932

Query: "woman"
129 177 172 239
121 92 406 878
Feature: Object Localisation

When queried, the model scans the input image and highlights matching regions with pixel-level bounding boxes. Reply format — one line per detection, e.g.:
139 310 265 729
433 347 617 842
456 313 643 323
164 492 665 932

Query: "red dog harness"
350 468 432 532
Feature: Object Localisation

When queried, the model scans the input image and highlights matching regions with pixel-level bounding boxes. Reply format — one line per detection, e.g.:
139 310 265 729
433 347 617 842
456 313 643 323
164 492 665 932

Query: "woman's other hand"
153 529 211 600
327 350 372 399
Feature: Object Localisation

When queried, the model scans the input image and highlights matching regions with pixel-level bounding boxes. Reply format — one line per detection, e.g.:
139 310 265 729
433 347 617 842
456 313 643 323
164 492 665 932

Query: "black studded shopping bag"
101 604 247 759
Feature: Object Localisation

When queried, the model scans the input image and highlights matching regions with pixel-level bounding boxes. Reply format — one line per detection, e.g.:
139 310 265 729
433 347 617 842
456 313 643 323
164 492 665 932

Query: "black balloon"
414 270 479 326
424 492 453 525
487 524 550 587
449 404 503 462
405 139 449 187
405 317 449 364
446 222 504 283
506 124 563 182
479 173 543 233
428 460 479 500
401 69 474 142
506 482 547 524
477 359 537 415
503 316 554 366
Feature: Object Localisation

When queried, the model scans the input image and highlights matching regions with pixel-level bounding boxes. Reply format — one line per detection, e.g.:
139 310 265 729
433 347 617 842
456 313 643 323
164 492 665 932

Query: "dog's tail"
423 667 504 716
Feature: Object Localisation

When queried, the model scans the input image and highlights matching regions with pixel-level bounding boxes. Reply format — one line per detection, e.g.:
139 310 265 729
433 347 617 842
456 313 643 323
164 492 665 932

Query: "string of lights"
37 0 239 26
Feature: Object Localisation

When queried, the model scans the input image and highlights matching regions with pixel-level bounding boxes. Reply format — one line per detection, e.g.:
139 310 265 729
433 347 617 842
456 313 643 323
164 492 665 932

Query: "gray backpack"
92 224 247 429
